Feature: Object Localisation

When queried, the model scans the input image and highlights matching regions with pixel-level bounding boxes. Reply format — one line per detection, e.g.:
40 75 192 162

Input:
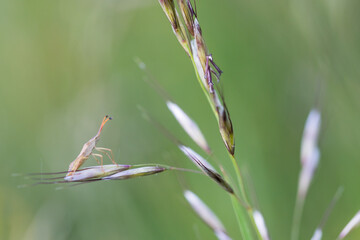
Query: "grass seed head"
298 147 320 199
179 145 234 194
253 210 270 240
184 190 231 240
64 164 131 181
194 18 208 71
102 166 166 180
311 228 322 240
158 0 190 55
338 211 360 239
178 0 195 36
213 92 235 155
158 0 178 29
191 39 207 88
167 101 211 154
301 109 321 165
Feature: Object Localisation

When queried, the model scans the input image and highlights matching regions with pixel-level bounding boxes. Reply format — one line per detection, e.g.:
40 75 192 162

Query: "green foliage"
1 0 360 239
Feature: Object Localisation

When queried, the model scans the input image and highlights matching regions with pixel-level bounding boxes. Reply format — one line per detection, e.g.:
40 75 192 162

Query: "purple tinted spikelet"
178 0 195 36
158 0 178 29
179 145 234 194
213 92 235 155
158 0 190 55
103 166 166 180
64 164 131 181
298 109 321 199
194 18 207 71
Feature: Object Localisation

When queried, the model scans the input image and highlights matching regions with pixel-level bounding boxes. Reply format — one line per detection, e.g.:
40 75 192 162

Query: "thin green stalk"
229 154 264 240
188 49 262 240
231 194 255 239
228 153 249 204
223 171 255 240
291 193 305 240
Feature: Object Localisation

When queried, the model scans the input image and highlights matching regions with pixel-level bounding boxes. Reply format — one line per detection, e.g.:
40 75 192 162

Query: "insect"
66 115 117 177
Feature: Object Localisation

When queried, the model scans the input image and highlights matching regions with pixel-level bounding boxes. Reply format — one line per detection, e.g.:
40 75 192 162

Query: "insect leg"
95 147 118 166
92 153 104 172
92 154 101 165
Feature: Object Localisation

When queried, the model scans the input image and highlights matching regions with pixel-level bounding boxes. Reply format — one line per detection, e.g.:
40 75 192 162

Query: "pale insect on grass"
17 0 360 239
66 115 117 178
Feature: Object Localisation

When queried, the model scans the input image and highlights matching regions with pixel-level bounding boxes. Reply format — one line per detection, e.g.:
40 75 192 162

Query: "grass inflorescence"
17 1 360 239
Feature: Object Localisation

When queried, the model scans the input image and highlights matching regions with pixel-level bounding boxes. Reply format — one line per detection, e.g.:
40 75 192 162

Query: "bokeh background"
1 0 360 239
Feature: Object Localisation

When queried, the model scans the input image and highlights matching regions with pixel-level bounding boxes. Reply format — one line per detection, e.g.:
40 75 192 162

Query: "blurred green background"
1 0 360 239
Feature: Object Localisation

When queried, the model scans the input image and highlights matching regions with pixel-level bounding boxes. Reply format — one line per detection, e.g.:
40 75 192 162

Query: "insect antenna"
97 115 112 136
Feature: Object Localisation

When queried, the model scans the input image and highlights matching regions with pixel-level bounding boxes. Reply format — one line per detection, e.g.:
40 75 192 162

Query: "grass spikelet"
138 105 234 194
301 109 321 165
102 166 166 180
158 0 235 155
64 164 131 181
21 164 201 188
298 147 319 199
193 18 207 73
337 211 360 239
158 0 190 55
184 190 232 240
190 39 207 87
213 91 235 156
178 0 195 37
292 108 322 240
253 210 270 240
311 229 323 240
167 101 211 154
179 145 234 194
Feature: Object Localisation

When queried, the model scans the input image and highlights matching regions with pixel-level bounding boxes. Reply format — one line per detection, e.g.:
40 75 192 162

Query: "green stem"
229 154 264 240
228 153 249 204
291 193 305 240
187 40 262 240
231 193 255 239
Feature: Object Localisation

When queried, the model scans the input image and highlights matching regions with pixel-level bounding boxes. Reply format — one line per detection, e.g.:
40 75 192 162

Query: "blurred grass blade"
222 170 255 240
292 109 321 240
214 231 232 240
184 190 232 240
338 211 360 239
253 210 270 240
311 229 322 240
311 187 343 240
301 109 321 165
167 101 211 154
